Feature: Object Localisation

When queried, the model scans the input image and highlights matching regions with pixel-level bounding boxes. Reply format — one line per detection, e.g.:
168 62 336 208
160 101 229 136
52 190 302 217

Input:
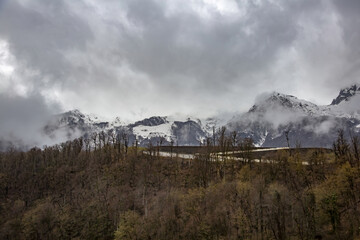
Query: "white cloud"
0 40 14 76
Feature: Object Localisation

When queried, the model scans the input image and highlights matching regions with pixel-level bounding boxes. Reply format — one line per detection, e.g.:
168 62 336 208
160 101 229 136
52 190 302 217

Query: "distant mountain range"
227 85 360 147
3 84 360 150
43 111 215 148
41 84 360 148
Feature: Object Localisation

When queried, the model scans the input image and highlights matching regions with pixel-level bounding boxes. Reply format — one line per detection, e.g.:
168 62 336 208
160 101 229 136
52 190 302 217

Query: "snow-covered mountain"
227 85 360 147
43 112 217 147
331 85 360 105
37 84 360 148
44 109 126 140
129 116 209 146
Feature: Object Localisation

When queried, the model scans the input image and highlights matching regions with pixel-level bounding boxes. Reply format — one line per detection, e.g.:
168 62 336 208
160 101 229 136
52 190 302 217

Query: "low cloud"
250 92 307 129
0 93 63 149
261 107 306 129
304 118 337 135
335 95 360 116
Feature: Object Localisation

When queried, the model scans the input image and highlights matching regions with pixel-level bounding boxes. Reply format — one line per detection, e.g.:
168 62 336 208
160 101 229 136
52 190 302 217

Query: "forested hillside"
0 131 359 239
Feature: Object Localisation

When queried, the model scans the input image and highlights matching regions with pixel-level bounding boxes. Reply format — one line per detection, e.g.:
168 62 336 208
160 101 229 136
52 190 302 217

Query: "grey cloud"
0 0 359 124
333 95 360 115
0 92 62 148
331 0 360 85
120 0 299 87
0 0 93 84
304 119 336 135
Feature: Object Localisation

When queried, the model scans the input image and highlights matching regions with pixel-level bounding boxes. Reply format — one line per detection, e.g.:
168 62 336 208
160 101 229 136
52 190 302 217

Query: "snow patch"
254 130 268 147
133 122 173 141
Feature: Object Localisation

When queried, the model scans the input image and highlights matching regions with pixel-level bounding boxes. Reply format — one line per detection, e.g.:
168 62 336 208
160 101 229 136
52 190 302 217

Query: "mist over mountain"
331 85 360 105
3 84 359 150
1 0 360 151
1 84 359 151
227 85 360 147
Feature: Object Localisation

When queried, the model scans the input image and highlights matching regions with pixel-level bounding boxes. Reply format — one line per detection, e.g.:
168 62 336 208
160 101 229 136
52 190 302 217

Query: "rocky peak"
53 109 107 129
132 116 168 127
63 109 85 118
331 84 360 105
249 92 318 115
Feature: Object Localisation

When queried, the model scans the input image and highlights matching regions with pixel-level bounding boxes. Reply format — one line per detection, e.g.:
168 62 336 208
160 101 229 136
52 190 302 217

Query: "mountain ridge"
331 84 360 105
227 85 360 147
2 84 359 150
45 84 360 148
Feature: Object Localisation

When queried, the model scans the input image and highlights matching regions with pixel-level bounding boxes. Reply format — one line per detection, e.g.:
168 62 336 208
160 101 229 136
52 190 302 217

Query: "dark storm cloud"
0 0 359 137
0 0 93 84
119 0 306 90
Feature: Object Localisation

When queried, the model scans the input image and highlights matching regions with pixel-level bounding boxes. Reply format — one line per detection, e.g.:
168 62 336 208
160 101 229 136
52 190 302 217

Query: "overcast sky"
0 0 360 124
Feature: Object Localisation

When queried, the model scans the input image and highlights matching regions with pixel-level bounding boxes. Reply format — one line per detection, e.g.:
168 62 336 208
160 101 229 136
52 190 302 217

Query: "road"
143 147 310 165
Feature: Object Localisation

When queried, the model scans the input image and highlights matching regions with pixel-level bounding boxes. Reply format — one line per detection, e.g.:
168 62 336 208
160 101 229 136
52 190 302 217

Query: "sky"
0 0 360 128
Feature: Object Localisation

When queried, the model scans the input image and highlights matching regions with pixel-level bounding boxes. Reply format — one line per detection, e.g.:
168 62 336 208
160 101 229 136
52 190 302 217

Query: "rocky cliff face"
331 85 360 105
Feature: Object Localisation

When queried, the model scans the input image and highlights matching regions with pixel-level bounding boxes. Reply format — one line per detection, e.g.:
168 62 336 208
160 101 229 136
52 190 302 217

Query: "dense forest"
0 130 359 239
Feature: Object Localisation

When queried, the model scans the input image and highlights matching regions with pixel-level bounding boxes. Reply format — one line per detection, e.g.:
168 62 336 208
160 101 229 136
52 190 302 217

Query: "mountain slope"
331 84 360 105
227 87 360 147
44 113 210 147
39 84 360 148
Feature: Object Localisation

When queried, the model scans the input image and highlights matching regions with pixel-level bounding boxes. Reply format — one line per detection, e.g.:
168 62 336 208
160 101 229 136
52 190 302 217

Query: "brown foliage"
0 131 359 239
